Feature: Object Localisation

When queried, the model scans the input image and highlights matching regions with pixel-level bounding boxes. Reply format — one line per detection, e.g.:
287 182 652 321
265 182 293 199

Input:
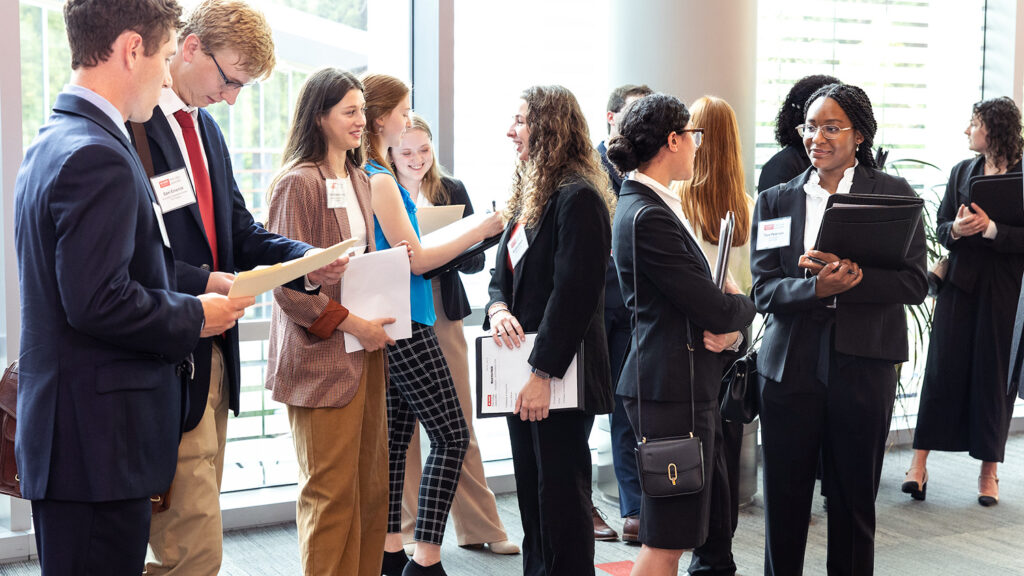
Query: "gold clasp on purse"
667 463 678 486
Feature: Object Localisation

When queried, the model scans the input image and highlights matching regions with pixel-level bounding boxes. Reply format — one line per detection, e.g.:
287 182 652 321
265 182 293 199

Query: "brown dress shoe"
621 515 640 543
592 506 618 541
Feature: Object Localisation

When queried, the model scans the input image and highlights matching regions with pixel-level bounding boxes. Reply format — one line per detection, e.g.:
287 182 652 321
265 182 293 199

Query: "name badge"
150 168 196 213
757 216 791 250
508 224 529 268
152 202 171 248
326 178 348 209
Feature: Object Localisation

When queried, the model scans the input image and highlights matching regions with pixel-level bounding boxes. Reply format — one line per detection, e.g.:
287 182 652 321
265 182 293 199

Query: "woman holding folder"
906 96 1024 506
393 114 518 556
264 68 394 576
360 73 504 576
751 83 927 575
485 85 614 576
608 93 754 575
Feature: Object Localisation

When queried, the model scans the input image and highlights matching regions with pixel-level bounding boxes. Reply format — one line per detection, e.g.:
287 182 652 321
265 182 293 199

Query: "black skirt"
622 397 717 550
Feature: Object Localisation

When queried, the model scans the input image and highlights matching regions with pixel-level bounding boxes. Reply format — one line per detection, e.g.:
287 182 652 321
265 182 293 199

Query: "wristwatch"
530 366 551 380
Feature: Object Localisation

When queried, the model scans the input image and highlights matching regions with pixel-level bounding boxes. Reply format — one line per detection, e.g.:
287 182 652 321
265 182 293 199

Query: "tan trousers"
289 350 389 576
146 343 228 576
401 281 508 546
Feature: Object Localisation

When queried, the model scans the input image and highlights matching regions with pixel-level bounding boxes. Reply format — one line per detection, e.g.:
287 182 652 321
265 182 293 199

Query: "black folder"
968 173 1024 227
814 193 923 269
422 232 502 280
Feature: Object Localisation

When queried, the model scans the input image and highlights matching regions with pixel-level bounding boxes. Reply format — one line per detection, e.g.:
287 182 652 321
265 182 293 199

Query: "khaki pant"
401 281 508 546
289 350 389 576
146 343 228 576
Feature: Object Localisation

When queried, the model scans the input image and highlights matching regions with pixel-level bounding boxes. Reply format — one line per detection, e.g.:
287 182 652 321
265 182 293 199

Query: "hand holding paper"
340 247 412 351
227 237 359 298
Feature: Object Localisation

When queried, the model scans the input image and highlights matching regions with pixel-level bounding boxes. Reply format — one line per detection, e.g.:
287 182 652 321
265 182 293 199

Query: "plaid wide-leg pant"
386 321 469 544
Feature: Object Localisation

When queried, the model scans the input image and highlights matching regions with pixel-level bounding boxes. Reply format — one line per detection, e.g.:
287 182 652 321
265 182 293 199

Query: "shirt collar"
633 171 679 206
159 87 196 118
63 84 130 140
806 159 859 199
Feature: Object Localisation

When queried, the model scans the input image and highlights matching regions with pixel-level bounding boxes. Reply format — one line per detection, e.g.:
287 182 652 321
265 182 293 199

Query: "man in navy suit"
14 1 253 574
133 2 347 573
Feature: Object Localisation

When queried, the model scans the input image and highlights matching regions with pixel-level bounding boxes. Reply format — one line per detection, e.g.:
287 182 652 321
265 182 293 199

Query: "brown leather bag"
0 362 22 499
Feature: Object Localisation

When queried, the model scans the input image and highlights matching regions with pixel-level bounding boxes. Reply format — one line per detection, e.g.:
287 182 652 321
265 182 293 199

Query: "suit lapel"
778 170 810 277
626 180 712 278
849 164 878 196
148 110 208 237
511 190 559 298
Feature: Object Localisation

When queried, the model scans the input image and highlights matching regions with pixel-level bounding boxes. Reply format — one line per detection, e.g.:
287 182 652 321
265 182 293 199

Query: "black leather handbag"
631 206 704 498
720 350 758 424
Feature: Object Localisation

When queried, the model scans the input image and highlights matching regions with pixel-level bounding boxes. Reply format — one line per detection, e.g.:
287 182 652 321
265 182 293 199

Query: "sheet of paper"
420 212 491 249
227 237 360 298
416 205 465 235
477 334 580 416
340 247 412 351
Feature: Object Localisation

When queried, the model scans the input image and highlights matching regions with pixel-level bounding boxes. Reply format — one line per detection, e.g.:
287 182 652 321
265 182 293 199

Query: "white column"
608 0 758 191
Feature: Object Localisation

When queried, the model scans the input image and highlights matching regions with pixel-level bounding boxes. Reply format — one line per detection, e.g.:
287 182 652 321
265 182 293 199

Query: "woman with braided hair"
906 96 1024 507
750 83 927 575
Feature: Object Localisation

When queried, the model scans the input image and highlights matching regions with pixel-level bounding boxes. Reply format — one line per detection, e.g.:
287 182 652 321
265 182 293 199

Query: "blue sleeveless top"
365 159 435 326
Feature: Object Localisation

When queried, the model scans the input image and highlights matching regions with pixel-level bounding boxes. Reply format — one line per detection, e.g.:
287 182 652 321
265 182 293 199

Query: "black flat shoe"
402 559 448 576
901 467 927 501
382 550 410 576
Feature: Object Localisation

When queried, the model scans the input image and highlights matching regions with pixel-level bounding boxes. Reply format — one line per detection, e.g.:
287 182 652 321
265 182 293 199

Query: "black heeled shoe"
402 559 448 576
901 467 927 501
382 550 410 576
978 474 999 507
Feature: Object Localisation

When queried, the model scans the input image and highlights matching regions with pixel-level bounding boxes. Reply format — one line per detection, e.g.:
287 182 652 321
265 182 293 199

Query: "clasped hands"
798 249 863 298
704 277 744 353
952 203 990 238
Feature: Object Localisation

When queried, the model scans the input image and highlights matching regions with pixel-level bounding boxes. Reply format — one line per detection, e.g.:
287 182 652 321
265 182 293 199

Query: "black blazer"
936 156 1024 293
751 165 928 383
485 179 613 415
758 144 810 193
598 142 626 310
436 177 485 321
612 180 755 404
137 107 312 431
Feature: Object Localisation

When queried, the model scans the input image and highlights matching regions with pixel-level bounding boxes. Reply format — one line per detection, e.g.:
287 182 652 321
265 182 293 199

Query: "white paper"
228 237 359 298
420 212 491 248
476 334 580 416
416 205 464 235
756 216 791 250
340 247 412 351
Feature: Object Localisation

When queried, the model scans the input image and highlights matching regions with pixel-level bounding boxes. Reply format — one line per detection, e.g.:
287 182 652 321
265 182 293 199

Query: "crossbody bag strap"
631 205 697 443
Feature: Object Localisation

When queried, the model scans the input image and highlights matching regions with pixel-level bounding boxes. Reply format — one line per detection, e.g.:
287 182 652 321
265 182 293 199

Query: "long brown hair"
506 85 613 227
674 96 750 246
361 73 410 176
267 68 364 202
392 113 449 205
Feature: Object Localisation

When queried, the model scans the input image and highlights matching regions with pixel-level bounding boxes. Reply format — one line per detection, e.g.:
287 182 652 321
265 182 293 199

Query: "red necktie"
172 109 219 271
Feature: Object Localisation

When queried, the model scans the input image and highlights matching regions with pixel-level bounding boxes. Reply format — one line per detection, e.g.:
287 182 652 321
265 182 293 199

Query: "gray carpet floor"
3 435 1024 575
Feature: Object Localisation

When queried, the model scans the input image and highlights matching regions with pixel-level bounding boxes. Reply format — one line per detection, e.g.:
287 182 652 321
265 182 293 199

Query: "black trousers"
759 351 896 576
605 302 642 517
690 416 742 575
32 496 151 575
508 410 594 576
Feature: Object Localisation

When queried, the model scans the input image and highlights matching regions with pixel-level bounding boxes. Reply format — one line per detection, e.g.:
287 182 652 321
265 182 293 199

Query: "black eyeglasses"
677 128 704 149
208 52 252 91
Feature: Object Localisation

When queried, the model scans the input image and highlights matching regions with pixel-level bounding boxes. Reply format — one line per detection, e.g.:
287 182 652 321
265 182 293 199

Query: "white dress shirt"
803 161 857 253
63 84 130 140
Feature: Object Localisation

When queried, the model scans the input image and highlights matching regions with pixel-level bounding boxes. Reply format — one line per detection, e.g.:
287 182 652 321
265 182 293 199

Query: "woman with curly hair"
905 96 1024 507
485 85 615 576
758 74 841 192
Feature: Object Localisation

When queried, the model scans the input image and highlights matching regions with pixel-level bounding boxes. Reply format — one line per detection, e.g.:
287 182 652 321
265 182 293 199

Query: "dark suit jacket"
612 180 755 403
757 144 810 193
137 107 311 431
14 93 204 501
599 142 625 310
436 177 485 321
485 180 614 415
751 165 928 383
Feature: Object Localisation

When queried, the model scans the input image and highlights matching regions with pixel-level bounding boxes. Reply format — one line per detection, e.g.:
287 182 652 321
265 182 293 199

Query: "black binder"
814 193 923 269
422 232 502 280
968 173 1024 227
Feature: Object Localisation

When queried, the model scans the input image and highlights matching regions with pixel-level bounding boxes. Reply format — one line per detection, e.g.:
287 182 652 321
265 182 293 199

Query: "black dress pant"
690 415 742 575
759 349 896 576
32 496 151 576
508 410 595 576
606 302 642 517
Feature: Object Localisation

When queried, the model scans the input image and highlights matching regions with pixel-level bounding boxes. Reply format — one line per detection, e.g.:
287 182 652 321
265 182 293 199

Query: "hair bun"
605 135 638 174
